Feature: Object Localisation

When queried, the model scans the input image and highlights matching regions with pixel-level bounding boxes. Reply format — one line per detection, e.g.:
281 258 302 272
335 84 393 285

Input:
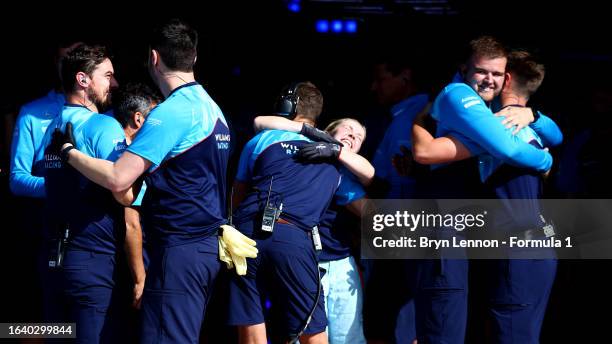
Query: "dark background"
1 1 611 343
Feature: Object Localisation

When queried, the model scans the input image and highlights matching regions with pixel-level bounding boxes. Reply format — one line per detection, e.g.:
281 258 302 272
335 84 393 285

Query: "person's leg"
141 237 221 343
363 259 408 343
228 222 267 343
324 257 366 344
488 257 557 344
319 260 331 335
267 224 327 342
62 251 116 344
415 258 469 344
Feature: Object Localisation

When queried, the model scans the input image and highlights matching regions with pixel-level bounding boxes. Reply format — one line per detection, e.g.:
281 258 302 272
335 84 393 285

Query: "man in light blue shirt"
9 41 81 198
366 56 430 344
415 37 553 344
370 56 430 199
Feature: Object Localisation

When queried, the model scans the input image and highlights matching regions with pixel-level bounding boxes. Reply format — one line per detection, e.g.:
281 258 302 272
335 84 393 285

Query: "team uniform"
8 90 65 323
42 104 128 343
480 106 561 344
366 93 429 344
10 90 65 197
125 82 230 343
415 72 555 344
228 129 343 339
318 166 366 344
371 93 429 198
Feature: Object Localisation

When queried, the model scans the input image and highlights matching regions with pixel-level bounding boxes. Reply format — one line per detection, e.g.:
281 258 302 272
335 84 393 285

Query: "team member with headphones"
228 81 367 344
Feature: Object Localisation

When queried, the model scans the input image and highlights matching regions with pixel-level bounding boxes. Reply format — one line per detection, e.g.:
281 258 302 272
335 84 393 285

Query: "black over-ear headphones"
273 82 301 119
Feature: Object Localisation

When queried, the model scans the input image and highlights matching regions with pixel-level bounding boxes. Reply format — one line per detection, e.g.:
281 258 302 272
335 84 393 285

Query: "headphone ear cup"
273 82 300 119
274 97 297 118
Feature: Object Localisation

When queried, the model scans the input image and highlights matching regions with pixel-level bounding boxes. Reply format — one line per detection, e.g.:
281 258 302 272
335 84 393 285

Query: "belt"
276 217 293 225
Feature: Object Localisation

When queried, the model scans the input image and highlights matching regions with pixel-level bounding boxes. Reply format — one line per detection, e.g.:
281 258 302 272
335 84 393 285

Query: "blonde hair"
325 118 367 140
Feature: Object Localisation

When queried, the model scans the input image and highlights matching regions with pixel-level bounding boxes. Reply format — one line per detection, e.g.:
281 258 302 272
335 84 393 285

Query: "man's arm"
124 206 145 309
254 115 340 144
411 113 472 165
529 112 563 147
66 149 150 193
253 115 302 133
495 107 563 146
438 87 552 172
9 112 45 197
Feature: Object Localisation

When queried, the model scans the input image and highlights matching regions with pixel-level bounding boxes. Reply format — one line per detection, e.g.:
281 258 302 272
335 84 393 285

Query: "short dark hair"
113 83 161 128
61 44 110 92
377 53 427 91
465 36 508 63
149 18 198 72
295 82 324 122
506 50 545 97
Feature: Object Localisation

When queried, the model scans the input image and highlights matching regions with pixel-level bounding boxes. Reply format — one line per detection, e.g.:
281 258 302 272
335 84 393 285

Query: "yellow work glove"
218 224 258 275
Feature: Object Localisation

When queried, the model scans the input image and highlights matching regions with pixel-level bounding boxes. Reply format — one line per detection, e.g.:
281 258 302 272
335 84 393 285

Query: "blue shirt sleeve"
127 105 188 167
334 169 366 206
235 136 259 182
83 115 126 162
437 85 553 172
529 111 563 147
372 134 391 179
9 107 45 198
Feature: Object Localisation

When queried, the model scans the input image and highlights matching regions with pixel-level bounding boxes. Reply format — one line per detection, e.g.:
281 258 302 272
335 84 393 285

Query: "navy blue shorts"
141 236 221 343
228 221 327 338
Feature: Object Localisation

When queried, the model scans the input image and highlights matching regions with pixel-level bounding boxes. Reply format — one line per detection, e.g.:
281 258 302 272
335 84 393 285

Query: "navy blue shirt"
127 82 230 247
42 104 126 254
318 167 366 261
233 130 341 233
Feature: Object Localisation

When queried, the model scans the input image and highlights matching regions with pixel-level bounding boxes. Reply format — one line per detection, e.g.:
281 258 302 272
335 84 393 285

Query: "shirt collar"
64 103 91 110
168 81 199 98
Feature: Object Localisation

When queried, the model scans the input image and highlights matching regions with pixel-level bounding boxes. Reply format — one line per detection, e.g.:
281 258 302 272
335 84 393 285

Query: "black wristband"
60 145 75 164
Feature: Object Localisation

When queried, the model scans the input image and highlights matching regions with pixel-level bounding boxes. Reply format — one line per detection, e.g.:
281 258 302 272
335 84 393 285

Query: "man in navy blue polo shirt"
57 19 233 343
251 115 372 344
229 82 345 344
41 43 124 343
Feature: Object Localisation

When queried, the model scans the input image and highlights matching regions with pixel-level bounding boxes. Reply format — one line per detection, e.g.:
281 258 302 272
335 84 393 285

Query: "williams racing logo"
280 142 299 155
44 152 62 169
216 133 231 150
